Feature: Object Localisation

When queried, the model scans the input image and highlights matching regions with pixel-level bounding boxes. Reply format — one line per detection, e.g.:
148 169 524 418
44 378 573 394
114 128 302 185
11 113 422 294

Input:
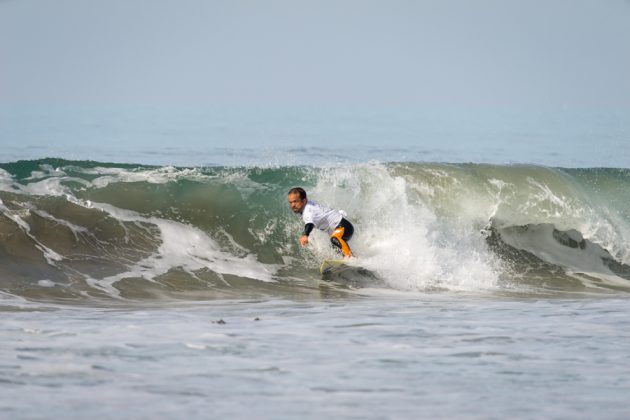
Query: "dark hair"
288 187 307 199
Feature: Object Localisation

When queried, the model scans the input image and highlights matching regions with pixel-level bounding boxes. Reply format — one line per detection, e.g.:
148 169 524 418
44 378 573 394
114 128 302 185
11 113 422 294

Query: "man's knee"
330 234 352 257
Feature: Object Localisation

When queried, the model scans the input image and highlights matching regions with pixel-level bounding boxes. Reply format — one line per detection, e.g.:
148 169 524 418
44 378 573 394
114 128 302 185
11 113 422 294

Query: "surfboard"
319 259 350 275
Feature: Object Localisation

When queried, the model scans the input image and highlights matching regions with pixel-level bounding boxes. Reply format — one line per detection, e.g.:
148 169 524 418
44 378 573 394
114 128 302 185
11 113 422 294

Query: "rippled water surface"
2 296 630 419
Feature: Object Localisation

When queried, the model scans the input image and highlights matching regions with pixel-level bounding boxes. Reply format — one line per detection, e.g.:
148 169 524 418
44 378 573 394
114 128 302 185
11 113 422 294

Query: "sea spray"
306 163 500 291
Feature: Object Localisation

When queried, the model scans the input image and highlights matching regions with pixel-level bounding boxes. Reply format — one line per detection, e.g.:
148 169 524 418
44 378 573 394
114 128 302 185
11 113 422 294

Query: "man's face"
288 193 307 214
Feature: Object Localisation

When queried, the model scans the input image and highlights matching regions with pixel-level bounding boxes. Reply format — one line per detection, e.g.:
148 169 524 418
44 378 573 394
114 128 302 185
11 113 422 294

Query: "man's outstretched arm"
300 223 314 246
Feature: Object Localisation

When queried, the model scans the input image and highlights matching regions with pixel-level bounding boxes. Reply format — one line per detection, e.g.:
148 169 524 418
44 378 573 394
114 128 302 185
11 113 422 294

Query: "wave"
1 158 630 303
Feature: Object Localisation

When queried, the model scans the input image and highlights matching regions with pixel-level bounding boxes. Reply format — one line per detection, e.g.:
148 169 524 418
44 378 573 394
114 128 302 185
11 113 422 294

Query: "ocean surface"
1 107 630 419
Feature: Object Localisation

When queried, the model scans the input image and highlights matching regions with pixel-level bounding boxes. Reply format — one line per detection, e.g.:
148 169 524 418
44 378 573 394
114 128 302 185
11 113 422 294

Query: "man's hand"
300 235 309 246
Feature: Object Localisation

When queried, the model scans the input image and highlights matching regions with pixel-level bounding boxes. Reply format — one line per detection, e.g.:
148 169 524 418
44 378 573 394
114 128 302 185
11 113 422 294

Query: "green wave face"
2 159 630 302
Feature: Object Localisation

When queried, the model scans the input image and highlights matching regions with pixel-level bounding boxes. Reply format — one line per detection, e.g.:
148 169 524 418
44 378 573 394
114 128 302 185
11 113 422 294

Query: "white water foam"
77 165 209 189
81 202 278 297
304 163 500 291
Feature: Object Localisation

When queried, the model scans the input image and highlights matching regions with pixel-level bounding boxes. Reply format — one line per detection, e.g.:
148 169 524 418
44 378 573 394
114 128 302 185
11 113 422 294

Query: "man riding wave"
287 187 354 259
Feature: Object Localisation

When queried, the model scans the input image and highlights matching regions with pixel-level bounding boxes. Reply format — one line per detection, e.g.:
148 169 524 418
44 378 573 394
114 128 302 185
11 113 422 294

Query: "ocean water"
2 107 630 418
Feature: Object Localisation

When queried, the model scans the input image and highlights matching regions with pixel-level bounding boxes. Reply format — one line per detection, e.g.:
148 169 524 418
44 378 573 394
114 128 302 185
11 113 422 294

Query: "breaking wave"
2 158 630 303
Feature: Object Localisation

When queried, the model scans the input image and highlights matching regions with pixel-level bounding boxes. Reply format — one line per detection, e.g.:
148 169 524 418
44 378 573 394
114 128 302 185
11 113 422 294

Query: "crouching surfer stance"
288 187 354 258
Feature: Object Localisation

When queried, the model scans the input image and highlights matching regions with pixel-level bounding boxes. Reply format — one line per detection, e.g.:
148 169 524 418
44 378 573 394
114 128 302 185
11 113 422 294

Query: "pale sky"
1 0 630 109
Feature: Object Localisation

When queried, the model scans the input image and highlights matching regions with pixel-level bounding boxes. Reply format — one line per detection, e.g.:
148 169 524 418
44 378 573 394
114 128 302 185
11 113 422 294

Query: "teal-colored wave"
2 158 630 302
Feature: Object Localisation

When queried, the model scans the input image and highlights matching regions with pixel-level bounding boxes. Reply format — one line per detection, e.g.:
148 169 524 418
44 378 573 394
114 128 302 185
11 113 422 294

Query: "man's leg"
330 219 354 258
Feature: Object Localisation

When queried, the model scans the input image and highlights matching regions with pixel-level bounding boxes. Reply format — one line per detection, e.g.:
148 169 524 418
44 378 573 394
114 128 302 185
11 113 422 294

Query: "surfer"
288 187 354 258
